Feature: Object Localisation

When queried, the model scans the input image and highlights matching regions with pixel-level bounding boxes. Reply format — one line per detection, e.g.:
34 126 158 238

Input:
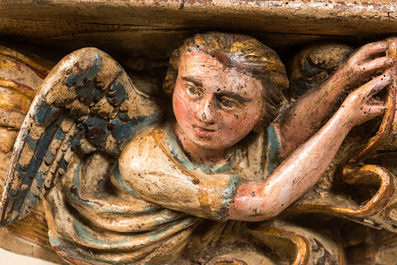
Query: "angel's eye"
186 85 201 97
219 97 239 109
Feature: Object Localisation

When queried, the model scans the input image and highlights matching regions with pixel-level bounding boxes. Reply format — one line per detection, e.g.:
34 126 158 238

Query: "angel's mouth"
193 125 215 137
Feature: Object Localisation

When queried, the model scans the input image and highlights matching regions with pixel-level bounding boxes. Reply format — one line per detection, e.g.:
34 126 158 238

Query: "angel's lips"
193 125 215 137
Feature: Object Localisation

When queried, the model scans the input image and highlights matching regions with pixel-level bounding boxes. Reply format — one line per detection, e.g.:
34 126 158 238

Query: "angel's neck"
172 121 232 166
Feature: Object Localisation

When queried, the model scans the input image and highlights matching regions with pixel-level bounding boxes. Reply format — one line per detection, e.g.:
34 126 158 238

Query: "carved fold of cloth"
44 122 342 264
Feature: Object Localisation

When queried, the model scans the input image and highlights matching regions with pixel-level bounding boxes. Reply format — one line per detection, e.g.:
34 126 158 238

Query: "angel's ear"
163 67 178 96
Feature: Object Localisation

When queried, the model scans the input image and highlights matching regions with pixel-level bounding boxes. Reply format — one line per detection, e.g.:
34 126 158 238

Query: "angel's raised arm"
229 46 395 221
277 39 395 158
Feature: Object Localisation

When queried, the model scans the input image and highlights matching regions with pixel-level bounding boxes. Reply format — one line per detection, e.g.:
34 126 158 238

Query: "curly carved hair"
163 32 289 127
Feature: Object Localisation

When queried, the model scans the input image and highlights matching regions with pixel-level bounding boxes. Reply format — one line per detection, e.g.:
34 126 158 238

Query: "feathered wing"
0 48 162 226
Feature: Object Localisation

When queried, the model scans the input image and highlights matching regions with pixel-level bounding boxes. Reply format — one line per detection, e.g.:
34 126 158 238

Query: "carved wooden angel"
1 32 397 264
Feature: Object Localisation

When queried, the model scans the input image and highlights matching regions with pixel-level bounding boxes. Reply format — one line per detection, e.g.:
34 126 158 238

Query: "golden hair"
164 32 289 127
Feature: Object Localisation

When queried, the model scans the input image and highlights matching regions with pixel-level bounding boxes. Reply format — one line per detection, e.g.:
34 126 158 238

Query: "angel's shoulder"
123 125 167 153
119 123 172 172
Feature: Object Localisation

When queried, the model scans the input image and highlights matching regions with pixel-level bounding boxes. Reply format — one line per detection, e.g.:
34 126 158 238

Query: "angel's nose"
199 99 215 123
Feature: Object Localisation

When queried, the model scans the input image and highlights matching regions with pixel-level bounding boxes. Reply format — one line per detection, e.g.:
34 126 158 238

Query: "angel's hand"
335 38 395 91
339 72 392 128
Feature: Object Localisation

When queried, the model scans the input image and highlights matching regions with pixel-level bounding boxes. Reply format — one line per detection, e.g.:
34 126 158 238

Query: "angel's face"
173 51 265 151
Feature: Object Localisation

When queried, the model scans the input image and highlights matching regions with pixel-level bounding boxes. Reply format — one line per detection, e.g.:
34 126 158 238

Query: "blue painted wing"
0 48 161 226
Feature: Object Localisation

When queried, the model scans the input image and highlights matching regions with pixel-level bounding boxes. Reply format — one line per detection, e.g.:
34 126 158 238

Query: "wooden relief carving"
1 31 397 265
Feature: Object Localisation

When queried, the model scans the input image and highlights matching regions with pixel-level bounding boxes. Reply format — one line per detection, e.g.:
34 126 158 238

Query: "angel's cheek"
218 116 248 146
223 110 260 144
173 89 201 130
173 95 190 125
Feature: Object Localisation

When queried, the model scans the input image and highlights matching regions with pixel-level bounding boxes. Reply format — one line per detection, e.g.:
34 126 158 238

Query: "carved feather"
0 48 161 226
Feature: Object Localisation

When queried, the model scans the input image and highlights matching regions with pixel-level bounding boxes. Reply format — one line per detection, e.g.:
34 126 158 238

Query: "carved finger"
358 57 393 75
362 103 387 121
355 41 389 62
366 102 387 113
363 73 392 99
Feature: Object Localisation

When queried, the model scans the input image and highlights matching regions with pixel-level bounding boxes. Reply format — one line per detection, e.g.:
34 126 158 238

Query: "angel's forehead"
178 51 224 73
178 51 264 94
179 48 236 70
179 51 245 79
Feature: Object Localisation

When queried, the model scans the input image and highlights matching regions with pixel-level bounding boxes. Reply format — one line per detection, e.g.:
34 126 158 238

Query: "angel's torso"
44 121 281 264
